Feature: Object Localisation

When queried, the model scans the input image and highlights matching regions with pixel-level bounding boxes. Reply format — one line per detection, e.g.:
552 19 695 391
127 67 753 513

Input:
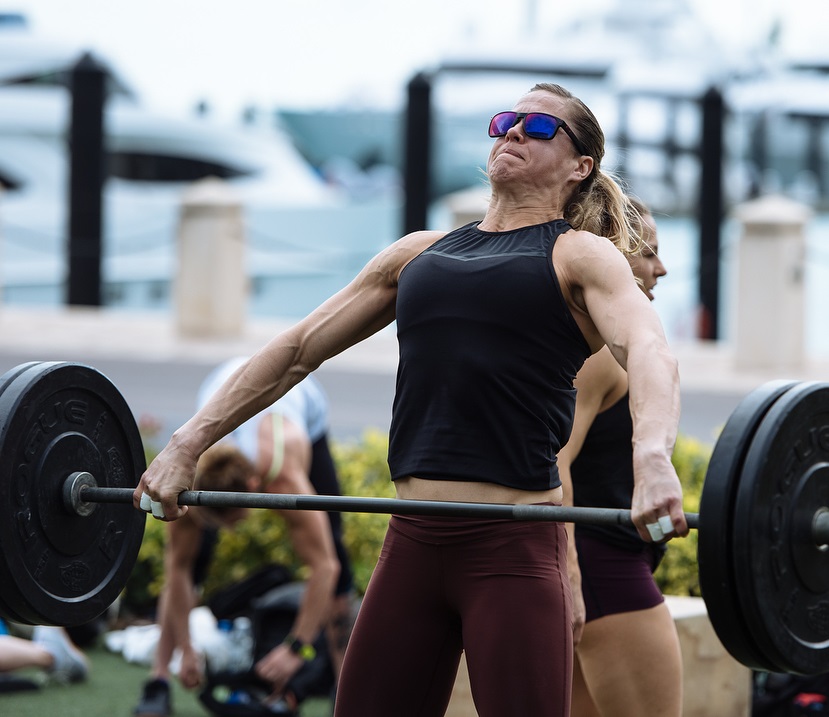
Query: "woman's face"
628 213 667 302
486 90 588 192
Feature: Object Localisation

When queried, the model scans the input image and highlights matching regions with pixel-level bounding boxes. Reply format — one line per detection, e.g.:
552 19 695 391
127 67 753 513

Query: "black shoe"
134 678 172 717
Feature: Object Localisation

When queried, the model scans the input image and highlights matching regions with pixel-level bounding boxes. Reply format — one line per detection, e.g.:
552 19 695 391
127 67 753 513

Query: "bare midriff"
395 476 563 505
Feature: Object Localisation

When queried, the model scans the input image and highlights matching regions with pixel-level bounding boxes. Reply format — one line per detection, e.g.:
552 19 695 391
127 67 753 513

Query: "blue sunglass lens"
523 114 559 139
489 112 560 139
489 112 517 137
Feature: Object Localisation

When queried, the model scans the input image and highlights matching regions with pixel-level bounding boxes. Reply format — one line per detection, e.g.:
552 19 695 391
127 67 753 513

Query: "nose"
504 116 525 140
655 256 667 278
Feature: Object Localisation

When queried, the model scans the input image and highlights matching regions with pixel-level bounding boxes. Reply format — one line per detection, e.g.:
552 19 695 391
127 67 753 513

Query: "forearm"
289 559 339 644
170 339 307 458
626 339 680 470
154 570 197 672
623 335 688 537
558 466 582 587
169 287 396 460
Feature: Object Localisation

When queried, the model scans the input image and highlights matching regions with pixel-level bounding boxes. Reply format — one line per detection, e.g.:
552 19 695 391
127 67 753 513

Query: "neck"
478 201 564 233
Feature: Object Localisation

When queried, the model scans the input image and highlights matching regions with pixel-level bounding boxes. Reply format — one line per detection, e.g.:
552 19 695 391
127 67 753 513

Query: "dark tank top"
388 219 591 491
572 392 665 554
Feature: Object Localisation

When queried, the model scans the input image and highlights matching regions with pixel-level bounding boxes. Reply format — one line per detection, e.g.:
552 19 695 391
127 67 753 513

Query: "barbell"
1 361 828 677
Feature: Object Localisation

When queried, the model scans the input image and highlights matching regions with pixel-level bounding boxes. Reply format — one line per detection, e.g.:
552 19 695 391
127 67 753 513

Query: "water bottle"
226 616 254 673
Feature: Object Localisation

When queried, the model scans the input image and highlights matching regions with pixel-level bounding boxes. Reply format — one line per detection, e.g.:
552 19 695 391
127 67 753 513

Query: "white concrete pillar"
0 185 5 308
175 177 247 338
443 187 488 229
733 194 811 371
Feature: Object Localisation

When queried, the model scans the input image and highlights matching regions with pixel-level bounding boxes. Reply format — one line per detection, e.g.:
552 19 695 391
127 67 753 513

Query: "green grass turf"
1 642 332 717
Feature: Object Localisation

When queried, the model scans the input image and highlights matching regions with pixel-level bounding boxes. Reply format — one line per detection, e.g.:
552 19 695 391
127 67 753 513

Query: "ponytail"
564 170 645 257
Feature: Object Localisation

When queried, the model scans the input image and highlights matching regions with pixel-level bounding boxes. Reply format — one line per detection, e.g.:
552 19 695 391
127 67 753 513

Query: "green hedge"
122 428 712 615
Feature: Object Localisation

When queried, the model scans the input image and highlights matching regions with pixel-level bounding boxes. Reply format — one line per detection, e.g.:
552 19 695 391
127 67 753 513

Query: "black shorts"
575 531 664 623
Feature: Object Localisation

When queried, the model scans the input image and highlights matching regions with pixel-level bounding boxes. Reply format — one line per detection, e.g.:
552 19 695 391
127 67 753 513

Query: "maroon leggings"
334 513 573 717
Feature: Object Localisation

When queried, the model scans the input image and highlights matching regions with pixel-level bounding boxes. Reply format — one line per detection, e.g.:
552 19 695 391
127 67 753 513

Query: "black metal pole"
67 52 107 306
403 71 433 235
697 86 724 340
80 486 702 530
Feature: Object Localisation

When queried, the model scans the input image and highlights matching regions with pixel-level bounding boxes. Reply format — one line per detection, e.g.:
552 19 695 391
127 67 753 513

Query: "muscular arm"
136 231 443 518
153 516 204 687
557 232 686 541
254 421 340 694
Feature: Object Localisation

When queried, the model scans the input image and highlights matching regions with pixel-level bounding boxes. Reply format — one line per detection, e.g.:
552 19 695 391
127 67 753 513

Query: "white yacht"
276 0 829 214
0 14 400 314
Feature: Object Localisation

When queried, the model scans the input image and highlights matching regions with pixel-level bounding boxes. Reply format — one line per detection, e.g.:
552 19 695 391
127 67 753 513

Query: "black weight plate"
733 381 829 675
698 380 797 672
0 362 146 626
0 362 46 625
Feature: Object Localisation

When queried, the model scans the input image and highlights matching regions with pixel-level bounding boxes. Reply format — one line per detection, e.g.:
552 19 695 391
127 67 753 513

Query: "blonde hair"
529 82 644 257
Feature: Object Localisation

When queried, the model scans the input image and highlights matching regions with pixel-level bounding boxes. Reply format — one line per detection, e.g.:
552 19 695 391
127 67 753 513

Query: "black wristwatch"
283 634 317 662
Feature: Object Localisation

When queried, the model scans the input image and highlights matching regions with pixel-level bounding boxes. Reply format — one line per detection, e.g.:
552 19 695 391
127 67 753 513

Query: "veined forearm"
627 341 680 459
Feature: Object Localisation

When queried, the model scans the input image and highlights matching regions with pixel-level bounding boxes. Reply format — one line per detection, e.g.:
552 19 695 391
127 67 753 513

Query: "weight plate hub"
0 362 146 626
734 381 829 675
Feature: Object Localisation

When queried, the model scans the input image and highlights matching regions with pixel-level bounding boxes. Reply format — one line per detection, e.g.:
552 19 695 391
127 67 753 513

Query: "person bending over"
134 371 354 717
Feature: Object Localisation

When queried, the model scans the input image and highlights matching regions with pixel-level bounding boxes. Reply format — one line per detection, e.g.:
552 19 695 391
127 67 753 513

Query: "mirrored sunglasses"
488 111 588 156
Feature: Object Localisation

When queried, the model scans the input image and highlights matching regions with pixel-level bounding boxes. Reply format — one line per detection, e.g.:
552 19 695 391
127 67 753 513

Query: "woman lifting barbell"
135 81 688 717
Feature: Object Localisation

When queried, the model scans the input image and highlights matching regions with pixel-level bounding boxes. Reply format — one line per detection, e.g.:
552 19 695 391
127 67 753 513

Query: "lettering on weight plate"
98 521 123 561
23 405 58 460
15 509 35 544
769 444 799 588
32 548 49 582
91 409 107 444
107 447 126 486
807 601 829 636
781 585 798 626
13 462 30 507
13 463 36 544
819 423 829 452
60 561 91 592
23 400 90 458
770 544 787 585
64 399 88 426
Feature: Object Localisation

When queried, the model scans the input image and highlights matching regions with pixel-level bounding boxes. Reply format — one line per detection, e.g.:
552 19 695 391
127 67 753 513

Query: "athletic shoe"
31 626 89 684
134 678 172 717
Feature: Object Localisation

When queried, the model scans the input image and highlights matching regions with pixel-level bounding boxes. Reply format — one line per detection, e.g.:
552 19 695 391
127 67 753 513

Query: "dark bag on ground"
199 573 334 717
206 563 294 621
753 671 829 716
250 581 334 704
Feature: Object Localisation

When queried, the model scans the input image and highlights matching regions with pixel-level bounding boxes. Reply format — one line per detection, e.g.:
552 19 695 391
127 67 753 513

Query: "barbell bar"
72 479 829 544
69 473 703 529
2 361 829 677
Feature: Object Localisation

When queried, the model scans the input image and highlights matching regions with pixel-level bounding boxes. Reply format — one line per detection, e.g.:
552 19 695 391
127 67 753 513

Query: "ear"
573 155 593 182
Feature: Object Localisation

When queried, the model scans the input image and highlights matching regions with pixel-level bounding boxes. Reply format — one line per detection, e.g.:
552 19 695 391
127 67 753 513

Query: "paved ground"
1 306 827 449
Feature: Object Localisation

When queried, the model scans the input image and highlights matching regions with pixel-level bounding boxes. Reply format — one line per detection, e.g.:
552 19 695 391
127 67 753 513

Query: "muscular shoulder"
555 229 631 283
553 229 638 345
373 230 446 284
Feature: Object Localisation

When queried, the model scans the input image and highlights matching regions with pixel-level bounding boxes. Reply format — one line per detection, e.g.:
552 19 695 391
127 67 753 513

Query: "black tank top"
572 393 664 553
388 219 591 491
